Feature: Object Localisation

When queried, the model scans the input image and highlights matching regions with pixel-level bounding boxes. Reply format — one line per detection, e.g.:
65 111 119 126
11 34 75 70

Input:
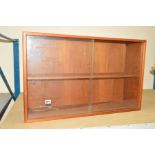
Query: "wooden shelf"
27 73 138 80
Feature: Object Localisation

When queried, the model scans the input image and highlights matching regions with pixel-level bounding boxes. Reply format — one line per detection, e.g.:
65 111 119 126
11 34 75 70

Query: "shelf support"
13 39 20 99
0 67 16 101
0 33 14 42
153 71 155 90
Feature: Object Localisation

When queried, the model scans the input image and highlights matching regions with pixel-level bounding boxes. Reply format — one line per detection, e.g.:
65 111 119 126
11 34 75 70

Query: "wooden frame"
23 32 146 123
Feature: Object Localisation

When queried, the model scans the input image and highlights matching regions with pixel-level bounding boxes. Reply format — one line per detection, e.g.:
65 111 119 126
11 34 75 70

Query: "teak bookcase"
23 32 146 123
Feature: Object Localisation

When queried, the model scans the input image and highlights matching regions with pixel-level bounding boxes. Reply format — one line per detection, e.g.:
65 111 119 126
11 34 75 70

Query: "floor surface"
0 93 11 112
0 90 155 128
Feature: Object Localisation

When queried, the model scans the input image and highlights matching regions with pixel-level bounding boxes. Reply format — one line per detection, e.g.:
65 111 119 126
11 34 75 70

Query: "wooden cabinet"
23 32 146 123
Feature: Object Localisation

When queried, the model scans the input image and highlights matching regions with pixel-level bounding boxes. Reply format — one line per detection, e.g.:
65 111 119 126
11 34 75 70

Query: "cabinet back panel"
93 42 126 73
92 79 124 103
27 36 91 76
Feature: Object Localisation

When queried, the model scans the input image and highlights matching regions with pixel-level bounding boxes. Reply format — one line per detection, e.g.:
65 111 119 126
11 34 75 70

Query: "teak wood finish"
23 32 146 123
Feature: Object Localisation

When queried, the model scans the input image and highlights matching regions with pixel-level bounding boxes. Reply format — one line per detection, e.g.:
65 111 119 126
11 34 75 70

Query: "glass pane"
90 78 139 113
27 79 90 119
27 36 92 77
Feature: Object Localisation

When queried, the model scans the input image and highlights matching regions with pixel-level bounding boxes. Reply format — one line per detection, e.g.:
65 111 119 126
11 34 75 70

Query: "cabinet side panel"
124 42 146 108
125 43 142 74
137 42 147 109
23 33 28 122
124 77 139 100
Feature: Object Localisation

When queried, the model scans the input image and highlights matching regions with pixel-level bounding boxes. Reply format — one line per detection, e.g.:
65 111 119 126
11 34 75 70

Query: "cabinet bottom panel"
27 99 138 121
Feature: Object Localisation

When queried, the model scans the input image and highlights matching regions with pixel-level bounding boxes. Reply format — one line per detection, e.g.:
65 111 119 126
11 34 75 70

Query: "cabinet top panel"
23 32 146 43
